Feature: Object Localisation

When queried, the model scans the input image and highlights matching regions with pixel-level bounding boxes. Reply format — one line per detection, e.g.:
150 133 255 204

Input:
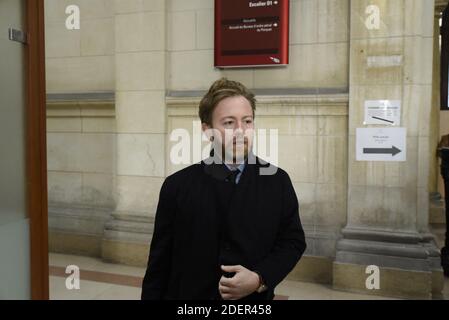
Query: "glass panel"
0 0 30 299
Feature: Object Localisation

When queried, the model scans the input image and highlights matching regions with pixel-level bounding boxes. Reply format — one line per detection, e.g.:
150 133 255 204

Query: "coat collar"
202 149 258 181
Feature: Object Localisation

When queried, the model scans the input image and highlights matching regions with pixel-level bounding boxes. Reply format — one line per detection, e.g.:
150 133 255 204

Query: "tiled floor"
49 253 449 300
50 253 144 300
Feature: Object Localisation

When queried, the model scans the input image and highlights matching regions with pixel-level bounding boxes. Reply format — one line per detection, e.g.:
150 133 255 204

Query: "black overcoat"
141 152 306 300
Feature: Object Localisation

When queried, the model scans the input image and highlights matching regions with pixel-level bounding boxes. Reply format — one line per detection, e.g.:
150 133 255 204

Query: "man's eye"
245 120 253 124
224 121 233 126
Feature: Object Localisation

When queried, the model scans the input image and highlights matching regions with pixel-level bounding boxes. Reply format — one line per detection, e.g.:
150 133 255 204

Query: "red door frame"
26 0 48 300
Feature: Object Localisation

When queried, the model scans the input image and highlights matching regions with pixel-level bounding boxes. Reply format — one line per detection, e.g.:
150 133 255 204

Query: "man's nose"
237 119 251 132
234 125 244 139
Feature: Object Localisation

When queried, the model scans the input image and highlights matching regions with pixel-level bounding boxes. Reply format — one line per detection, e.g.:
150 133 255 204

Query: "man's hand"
218 265 260 300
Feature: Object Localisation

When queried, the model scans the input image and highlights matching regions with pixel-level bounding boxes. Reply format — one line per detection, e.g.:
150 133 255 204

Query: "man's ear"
201 122 209 132
202 122 214 141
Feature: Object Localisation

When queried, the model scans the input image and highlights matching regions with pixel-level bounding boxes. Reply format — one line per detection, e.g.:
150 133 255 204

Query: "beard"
212 138 250 164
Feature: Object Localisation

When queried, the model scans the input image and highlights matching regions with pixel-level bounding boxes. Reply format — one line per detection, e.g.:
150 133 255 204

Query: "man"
438 134 449 277
141 78 306 300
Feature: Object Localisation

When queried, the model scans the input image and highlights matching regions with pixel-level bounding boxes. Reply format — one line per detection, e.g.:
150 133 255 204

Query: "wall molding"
47 92 115 102
167 88 349 98
46 92 115 118
166 93 349 117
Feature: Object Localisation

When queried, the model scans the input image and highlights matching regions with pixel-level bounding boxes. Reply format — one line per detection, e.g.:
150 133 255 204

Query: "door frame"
26 0 48 300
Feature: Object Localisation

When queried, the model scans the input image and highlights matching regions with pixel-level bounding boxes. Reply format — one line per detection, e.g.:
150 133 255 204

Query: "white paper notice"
363 100 401 126
356 127 406 162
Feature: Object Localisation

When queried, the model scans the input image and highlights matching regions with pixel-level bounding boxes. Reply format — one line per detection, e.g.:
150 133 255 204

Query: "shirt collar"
203 148 252 181
225 162 245 173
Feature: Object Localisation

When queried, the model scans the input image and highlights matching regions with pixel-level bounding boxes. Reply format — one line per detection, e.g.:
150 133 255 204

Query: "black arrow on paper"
371 116 395 124
363 146 402 156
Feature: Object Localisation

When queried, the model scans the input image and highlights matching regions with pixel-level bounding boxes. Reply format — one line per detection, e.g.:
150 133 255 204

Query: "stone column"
333 0 443 299
101 1 167 266
430 6 443 195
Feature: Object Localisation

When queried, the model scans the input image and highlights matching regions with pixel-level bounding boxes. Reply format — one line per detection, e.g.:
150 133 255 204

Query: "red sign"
214 0 289 68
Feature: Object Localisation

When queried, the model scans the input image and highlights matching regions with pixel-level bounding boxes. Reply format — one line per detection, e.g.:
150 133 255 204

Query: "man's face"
202 96 255 164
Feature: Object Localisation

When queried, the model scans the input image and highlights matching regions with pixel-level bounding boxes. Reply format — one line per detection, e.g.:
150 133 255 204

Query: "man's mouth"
233 139 248 144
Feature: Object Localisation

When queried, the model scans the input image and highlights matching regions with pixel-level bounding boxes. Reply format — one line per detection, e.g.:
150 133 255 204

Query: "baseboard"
101 239 150 267
49 230 101 257
332 262 433 299
286 255 333 284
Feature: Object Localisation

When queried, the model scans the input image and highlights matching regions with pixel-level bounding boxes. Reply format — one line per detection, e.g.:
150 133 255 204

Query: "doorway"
0 0 48 300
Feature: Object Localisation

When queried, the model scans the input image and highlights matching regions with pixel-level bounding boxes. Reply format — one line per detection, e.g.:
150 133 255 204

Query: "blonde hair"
199 78 256 126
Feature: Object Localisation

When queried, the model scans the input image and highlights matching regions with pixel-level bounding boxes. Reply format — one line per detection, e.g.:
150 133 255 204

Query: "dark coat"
141 152 307 300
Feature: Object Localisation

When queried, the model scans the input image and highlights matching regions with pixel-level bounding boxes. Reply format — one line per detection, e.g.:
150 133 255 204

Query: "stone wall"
46 95 116 256
44 0 115 93
45 0 117 257
167 0 349 91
